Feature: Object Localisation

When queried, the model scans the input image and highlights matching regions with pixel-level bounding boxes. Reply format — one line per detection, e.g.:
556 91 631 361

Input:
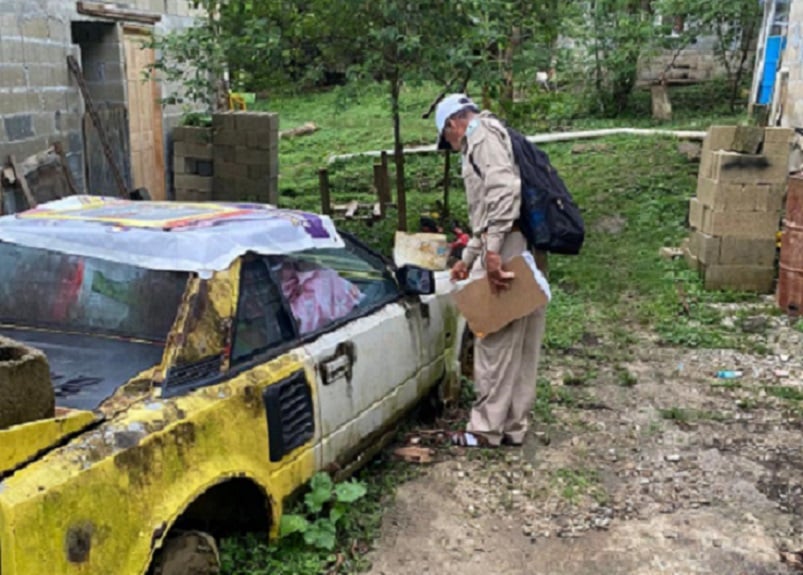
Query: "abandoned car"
0 196 466 574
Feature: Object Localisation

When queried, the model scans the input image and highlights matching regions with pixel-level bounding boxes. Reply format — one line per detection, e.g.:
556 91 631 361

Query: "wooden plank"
9 155 37 209
84 107 132 195
77 1 161 24
149 44 165 201
345 200 359 219
68 55 129 197
123 29 165 200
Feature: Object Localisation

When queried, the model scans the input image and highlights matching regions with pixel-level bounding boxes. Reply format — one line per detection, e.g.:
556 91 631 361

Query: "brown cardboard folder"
451 255 548 337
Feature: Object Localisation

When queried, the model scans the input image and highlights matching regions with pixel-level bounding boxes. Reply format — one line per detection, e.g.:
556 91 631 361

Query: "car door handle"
320 341 355 385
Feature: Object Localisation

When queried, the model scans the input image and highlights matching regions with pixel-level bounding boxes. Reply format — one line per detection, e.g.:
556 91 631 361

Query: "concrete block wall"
0 0 198 201
0 2 85 193
637 47 749 85
685 126 792 292
173 125 214 201
71 21 125 107
210 112 279 205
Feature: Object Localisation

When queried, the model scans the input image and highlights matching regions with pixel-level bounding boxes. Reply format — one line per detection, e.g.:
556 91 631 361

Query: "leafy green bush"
279 473 367 551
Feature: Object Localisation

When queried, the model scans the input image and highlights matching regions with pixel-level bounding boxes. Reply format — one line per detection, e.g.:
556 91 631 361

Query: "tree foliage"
664 0 762 110
563 0 762 116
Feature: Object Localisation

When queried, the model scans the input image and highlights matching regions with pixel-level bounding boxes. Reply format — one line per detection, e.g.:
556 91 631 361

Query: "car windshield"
0 242 189 342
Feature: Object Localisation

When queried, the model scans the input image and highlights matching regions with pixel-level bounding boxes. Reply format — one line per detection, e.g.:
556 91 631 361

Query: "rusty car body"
0 196 465 574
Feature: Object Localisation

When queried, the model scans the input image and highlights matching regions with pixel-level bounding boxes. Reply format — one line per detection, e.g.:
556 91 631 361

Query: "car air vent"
51 373 102 398
262 371 314 462
164 355 223 389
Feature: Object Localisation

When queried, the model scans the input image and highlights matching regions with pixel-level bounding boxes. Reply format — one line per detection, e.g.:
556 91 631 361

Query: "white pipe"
327 128 707 164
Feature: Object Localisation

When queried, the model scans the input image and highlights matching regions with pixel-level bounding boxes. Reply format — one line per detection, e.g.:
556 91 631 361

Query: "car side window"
231 258 297 364
274 238 400 336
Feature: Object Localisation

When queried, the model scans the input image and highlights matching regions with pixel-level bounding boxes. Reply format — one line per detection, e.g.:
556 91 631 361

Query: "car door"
415 271 456 383
277 237 427 470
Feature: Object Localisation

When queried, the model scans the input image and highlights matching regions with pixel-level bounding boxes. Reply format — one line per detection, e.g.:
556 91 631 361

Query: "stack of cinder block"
685 125 792 292
212 112 279 205
173 126 214 202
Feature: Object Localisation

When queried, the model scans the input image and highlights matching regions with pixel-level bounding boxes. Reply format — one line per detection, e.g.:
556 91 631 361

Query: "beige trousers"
467 232 547 446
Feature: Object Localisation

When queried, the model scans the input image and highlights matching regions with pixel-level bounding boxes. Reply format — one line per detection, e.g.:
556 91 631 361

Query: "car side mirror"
396 265 435 296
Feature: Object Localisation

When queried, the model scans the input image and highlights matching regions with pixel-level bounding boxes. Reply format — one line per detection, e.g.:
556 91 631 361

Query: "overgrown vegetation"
220 461 418 575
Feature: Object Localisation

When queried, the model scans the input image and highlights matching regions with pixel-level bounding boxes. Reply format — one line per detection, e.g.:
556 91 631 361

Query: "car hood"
0 327 164 412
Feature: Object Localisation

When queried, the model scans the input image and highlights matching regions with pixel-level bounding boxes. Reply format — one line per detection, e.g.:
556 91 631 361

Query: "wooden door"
123 27 165 200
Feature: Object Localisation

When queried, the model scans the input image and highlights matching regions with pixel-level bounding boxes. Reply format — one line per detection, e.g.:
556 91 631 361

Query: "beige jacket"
459 111 522 269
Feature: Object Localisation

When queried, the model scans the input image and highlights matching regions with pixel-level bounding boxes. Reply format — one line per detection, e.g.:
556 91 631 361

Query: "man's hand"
485 251 515 294
450 260 469 282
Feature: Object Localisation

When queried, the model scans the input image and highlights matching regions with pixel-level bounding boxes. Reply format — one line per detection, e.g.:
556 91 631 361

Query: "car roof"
0 196 345 276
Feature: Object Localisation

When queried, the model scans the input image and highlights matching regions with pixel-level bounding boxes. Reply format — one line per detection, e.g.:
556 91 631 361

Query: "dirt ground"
366 299 803 575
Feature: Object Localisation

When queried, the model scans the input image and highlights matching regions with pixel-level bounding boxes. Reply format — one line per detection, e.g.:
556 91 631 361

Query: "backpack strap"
467 152 482 179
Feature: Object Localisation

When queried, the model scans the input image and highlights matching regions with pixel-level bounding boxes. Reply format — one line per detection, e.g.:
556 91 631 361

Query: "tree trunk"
391 67 406 232
501 26 521 108
730 12 760 113
482 84 492 110
592 6 605 114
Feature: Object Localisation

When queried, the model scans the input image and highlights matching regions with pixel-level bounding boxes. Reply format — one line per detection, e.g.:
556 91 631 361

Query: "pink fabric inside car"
280 261 363 334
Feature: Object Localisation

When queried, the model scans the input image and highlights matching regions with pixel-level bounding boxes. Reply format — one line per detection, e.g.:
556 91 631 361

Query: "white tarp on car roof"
0 196 344 276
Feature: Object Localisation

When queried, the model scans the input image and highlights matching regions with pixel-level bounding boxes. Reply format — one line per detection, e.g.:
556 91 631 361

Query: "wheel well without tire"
169 477 273 540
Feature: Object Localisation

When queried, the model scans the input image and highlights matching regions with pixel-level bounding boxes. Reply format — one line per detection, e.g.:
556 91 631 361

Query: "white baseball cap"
435 93 479 150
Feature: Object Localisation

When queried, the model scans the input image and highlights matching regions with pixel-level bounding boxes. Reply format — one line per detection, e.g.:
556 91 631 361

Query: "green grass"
765 386 803 402
659 406 728 423
258 80 745 216
552 468 608 505
616 367 638 387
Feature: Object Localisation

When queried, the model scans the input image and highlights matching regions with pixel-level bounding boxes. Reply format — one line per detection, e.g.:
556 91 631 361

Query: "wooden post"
442 151 451 221
380 151 391 202
650 82 672 122
373 163 386 217
318 168 331 215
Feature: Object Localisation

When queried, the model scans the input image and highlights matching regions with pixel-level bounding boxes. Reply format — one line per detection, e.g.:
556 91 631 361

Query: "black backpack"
468 124 585 255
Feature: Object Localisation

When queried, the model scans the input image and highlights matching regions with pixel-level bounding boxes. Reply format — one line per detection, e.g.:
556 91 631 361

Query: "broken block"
0 337 54 429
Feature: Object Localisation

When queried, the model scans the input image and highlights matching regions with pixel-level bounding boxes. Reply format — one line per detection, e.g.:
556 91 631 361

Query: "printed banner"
0 196 344 276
